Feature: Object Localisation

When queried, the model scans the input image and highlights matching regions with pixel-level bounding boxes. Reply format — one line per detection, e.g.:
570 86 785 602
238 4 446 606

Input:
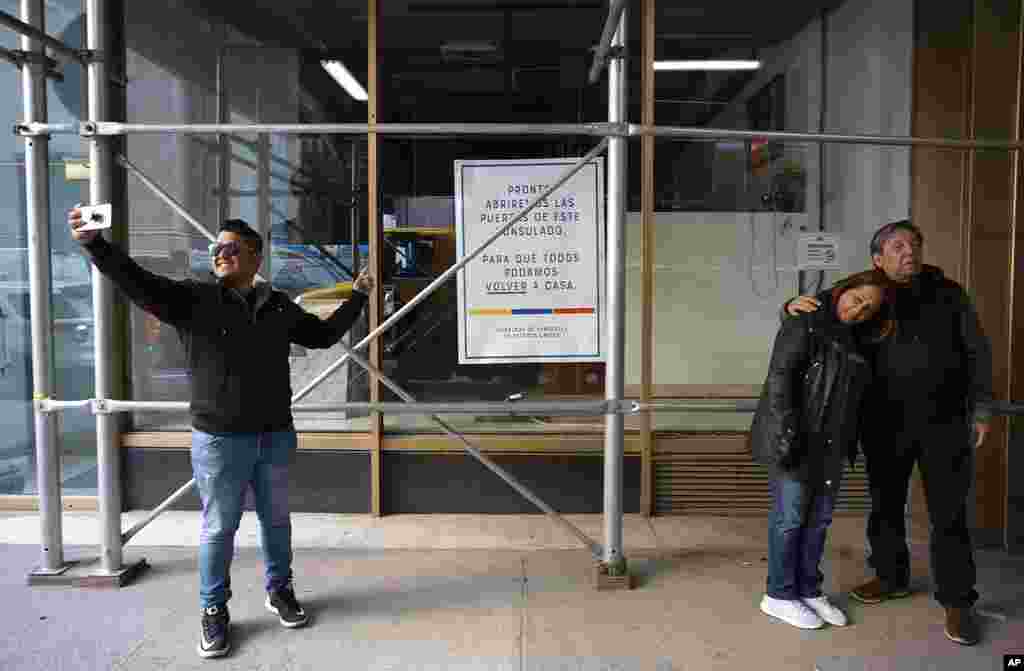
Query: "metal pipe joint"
13 121 48 136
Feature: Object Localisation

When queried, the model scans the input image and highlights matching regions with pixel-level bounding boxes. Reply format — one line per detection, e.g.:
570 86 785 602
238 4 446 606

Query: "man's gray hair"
869 219 924 257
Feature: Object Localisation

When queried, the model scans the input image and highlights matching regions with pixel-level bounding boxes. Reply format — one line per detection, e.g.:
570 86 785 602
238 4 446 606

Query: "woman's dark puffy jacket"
748 291 873 485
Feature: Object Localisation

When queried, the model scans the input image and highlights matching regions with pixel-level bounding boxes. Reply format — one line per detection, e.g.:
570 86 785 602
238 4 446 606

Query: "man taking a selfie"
70 208 373 659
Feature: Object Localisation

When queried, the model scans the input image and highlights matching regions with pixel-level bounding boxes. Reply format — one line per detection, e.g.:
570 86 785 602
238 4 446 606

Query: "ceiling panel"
198 0 843 124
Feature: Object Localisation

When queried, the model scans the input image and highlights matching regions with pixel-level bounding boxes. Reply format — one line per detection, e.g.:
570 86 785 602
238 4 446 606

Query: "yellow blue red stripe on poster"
469 307 595 316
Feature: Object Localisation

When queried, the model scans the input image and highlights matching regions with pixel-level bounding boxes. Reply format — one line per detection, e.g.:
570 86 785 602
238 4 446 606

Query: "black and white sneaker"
265 582 309 628
197 603 231 658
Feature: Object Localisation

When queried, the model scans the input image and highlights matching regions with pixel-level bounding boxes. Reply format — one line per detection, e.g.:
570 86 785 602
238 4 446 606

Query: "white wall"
823 0 913 279
625 212 805 387
709 0 912 279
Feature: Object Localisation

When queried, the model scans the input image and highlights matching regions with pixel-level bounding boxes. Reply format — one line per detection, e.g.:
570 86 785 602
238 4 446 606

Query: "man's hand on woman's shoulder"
786 295 821 316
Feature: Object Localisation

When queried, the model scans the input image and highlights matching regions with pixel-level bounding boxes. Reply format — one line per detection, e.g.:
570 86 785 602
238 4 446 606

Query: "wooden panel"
1014 65 1024 548
971 147 1014 534
652 434 871 515
909 0 1023 537
911 0 973 281
368 0 383 518
382 434 643 454
120 432 641 454
966 0 1020 534
121 431 374 450
0 495 98 512
640 0 656 516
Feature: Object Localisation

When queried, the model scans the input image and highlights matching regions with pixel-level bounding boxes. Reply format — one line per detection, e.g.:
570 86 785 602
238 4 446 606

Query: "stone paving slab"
2 515 1022 671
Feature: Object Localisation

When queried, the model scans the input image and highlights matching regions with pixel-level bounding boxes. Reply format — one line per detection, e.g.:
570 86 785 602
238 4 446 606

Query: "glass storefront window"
0 0 93 494
116 0 915 441
125 5 372 432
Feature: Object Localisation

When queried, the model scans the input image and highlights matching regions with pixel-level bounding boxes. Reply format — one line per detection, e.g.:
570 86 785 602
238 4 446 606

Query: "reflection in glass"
125 6 373 432
0 1 90 500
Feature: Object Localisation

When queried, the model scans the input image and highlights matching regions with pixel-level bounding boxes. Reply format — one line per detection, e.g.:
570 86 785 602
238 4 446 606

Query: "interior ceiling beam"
407 1 603 12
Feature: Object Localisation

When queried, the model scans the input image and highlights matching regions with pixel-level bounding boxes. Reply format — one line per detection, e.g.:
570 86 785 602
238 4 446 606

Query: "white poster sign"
455 157 604 364
798 232 841 270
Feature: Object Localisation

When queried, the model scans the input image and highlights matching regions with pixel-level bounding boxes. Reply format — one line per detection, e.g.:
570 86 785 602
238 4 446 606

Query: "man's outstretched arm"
289 272 374 349
70 206 195 327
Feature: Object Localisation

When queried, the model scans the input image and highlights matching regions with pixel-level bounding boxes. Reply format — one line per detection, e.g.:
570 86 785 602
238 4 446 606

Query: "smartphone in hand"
77 203 113 231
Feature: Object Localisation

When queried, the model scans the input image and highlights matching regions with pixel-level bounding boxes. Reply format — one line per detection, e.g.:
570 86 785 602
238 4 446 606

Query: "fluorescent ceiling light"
321 60 368 101
653 60 762 71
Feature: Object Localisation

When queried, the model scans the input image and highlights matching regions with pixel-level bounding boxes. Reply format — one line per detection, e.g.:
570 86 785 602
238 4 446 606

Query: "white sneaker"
760 595 824 629
802 595 848 626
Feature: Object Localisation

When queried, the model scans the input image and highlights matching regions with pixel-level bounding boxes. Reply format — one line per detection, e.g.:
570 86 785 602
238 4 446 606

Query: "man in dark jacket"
785 219 993 645
69 209 372 659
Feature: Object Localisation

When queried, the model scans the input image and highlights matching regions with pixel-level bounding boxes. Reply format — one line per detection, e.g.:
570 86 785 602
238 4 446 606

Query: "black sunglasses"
209 240 245 259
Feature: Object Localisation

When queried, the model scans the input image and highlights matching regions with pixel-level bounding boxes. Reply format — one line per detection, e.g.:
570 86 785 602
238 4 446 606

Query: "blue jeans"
191 429 296 609
766 473 839 600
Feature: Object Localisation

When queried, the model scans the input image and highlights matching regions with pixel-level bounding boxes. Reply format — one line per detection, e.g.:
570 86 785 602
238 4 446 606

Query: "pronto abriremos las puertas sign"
454 157 605 364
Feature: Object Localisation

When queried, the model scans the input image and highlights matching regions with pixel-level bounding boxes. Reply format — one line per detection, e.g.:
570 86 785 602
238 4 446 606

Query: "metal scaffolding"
20 0 62 578
5 0 1024 588
602 4 628 573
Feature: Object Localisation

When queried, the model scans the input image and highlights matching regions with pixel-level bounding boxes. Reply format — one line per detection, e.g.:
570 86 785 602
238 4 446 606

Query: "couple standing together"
750 219 993 646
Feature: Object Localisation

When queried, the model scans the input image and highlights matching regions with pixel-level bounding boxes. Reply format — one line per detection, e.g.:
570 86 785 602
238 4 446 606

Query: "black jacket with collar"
862 264 993 439
84 237 368 434
749 291 873 484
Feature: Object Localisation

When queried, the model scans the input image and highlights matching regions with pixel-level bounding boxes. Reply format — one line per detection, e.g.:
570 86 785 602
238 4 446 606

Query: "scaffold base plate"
593 564 633 591
27 556 149 588
27 560 76 577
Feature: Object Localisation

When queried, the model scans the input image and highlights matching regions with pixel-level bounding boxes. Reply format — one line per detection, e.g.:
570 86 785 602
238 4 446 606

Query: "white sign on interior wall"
454 157 605 364
797 232 842 271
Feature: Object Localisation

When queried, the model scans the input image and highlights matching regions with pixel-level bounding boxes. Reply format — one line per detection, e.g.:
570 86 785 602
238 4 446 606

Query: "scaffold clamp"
13 122 48 137
76 49 104 63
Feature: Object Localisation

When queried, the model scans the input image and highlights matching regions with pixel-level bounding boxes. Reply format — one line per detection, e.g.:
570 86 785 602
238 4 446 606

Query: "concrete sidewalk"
1 513 1022 670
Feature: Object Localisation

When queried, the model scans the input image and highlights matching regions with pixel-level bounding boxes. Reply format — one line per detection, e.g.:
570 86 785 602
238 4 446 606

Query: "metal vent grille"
654 434 871 515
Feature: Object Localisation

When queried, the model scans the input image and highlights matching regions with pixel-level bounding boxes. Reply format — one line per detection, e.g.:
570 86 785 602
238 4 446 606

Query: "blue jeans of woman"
766 473 839 600
191 429 296 609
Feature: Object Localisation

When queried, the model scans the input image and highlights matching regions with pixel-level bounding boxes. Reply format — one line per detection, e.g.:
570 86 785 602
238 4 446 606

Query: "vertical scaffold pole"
22 0 65 577
602 0 628 579
87 0 122 574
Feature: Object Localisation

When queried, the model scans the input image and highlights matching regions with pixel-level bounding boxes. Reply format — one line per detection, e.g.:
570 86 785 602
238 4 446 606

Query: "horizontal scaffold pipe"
82 399 640 415
629 124 1024 150
44 398 761 415
38 397 1024 416
77 122 625 137
17 122 1023 150
291 400 634 415
637 399 759 413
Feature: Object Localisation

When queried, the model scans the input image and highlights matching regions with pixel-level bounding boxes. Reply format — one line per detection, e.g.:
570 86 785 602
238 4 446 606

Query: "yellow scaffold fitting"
299 281 354 302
